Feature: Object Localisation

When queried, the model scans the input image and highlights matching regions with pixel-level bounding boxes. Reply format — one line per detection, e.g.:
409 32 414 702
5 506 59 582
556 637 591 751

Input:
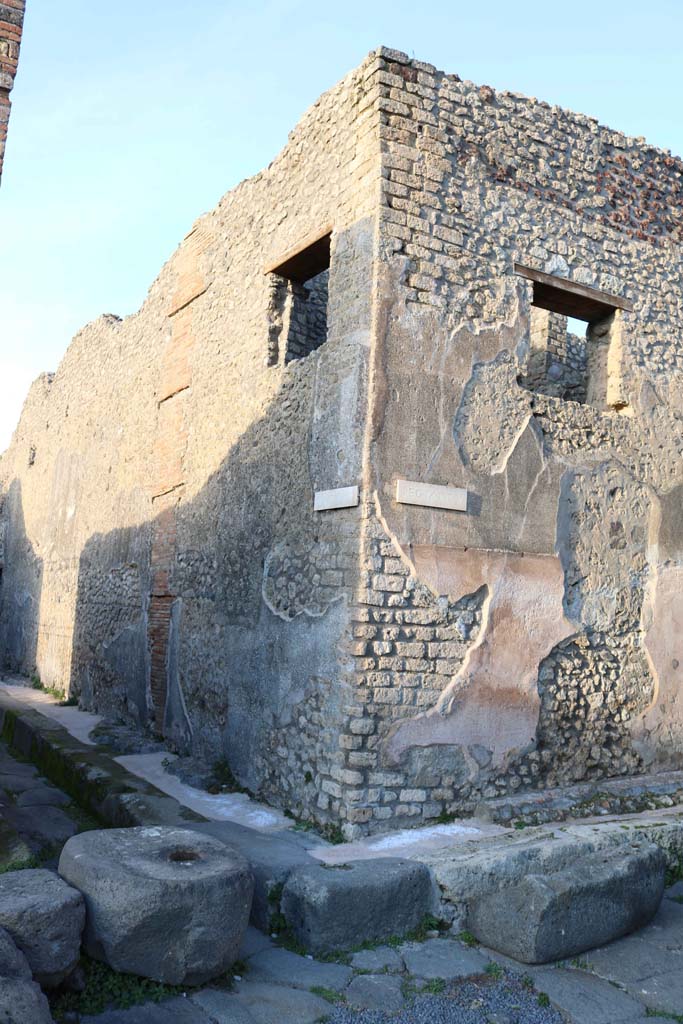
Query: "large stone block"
58 826 254 984
0 978 54 1024
468 841 666 963
0 868 84 987
0 924 31 980
281 857 435 954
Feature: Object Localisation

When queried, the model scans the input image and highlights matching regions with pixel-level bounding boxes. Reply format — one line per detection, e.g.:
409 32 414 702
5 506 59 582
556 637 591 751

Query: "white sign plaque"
314 485 359 512
395 479 468 512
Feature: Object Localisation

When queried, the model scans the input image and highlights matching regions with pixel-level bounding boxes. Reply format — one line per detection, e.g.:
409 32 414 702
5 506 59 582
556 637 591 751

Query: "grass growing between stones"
422 978 447 994
270 909 447 963
30 674 75 705
49 955 237 1021
645 1012 683 1022
310 986 347 1004
0 842 60 874
49 957 189 1020
665 857 683 888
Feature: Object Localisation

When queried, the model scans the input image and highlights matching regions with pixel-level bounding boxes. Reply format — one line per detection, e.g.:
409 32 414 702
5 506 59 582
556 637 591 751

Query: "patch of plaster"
633 565 683 766
557 460 654 631
454 351 532 475
384 545 575 770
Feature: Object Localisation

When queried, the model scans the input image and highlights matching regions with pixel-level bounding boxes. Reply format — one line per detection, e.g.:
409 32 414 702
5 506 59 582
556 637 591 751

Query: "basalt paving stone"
15 785 71 807
400 937 489 980
664 880 683 900
246 946 352 991
0 773 41 793
586 933 683 984
81 998 216 1023
634 897 683 947
231 980 333 1024
189 988 258 1023
621 970 683 1017
3 804 78 847
531 968 646 1024
346 973 405 1011
239 926 277 960
350 946 404 973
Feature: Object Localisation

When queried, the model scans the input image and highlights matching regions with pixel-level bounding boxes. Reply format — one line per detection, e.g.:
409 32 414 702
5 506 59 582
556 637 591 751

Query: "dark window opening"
515 264 632 411
265 232 331 365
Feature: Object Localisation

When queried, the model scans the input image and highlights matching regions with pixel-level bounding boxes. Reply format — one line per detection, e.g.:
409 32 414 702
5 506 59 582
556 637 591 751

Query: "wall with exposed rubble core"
2 46 683 839
0 52 380 831
335 47 683 835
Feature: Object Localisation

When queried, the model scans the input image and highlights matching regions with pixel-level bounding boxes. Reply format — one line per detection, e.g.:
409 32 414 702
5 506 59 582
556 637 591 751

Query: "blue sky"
1 0 682 450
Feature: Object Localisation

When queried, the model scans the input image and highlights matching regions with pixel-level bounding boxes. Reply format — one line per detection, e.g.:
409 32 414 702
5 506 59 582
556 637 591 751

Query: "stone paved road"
81 890 683 1024
2 735 682 1023
0 740 82 870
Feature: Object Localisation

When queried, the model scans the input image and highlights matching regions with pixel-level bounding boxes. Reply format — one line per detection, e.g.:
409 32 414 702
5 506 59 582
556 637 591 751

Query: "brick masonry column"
148 225 211 733
0 0 26 183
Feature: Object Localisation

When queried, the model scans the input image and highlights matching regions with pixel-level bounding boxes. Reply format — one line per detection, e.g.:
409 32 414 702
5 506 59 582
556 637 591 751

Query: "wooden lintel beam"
515 263 634 317
264 227 333 283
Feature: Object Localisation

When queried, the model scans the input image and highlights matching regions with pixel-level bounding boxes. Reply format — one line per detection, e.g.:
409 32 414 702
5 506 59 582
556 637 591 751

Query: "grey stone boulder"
468 840 666 963
0 978 54 1024
0 868 85 987
0 923 54 1022
58 825 254 984
281 857 435 954
0 924 31 980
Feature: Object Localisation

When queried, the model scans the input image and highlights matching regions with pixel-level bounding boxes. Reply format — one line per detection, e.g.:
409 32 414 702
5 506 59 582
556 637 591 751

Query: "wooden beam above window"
515 264 633 322
265 228 332 284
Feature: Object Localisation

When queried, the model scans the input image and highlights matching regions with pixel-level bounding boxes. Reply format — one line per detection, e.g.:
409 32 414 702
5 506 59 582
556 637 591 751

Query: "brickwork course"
1 47 682 838
0 0 25 183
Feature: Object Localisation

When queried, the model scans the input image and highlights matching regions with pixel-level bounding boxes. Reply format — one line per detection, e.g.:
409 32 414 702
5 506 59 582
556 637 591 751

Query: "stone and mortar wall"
0 0 25 182
3 45 683 839
0 52 383 829
520 309 587 402
327 47 683 836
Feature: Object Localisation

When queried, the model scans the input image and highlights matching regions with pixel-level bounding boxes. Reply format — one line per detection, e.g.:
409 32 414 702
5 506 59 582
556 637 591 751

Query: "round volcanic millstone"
58 826 254 985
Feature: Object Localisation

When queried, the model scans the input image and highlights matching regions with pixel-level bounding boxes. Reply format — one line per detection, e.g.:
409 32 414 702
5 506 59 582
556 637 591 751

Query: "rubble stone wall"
0 0 25 182
0 53 381 827
334 48 683 835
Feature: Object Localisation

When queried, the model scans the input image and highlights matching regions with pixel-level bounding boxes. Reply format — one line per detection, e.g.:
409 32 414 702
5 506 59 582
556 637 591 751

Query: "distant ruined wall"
0 0 25 182
333 48 683 835
0 52 381 830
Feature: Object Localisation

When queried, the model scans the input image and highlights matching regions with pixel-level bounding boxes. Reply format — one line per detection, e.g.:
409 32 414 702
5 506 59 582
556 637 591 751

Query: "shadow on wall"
57 326 362 807
0 480 43 679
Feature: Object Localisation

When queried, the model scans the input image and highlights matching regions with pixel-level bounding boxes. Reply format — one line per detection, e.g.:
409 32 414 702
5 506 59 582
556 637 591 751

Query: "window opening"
265 231 331 365
515 264 632 411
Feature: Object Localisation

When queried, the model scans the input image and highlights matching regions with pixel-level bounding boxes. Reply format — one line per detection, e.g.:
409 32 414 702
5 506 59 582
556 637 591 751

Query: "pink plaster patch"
385 545 575 768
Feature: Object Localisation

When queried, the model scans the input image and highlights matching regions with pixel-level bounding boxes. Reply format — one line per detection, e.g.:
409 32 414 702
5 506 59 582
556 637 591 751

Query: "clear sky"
1 1 681 452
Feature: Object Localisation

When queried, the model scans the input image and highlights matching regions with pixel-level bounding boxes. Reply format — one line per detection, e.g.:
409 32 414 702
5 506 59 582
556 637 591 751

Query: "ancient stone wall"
2 46 682 839
0 52 381 828
333 47 683 835
0 0 25 182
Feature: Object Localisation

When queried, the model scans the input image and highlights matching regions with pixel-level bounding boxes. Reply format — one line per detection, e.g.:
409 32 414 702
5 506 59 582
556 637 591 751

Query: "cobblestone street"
2 730 683 1023
0 739 82 871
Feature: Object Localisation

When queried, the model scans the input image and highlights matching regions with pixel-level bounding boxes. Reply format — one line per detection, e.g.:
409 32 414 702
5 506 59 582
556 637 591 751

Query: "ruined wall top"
376 46 683 247
0 1 26 184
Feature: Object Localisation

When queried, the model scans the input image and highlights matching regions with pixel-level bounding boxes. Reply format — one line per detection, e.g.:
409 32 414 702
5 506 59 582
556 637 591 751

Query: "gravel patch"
328 974 564 1024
